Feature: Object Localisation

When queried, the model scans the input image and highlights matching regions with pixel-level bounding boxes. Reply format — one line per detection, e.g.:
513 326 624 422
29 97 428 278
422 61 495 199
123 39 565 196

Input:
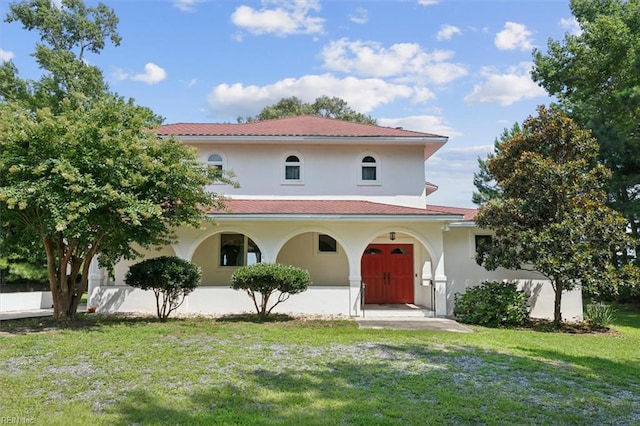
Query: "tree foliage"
230 263 311 318
454 281 529 327
475 106 631 326
532 0 640 266
125 256 201 320
237 96 377 125
472 123 523 206
0 0 227 319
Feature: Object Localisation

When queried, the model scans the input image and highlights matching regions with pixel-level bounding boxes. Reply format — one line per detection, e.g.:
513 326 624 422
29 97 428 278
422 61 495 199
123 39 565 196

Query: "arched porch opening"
191 231 264 286
276 231 349 287
359 230 437 313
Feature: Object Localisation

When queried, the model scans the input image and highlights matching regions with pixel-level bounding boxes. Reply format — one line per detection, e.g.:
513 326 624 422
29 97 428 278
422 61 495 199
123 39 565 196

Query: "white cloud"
436 24 461 41
231 1 325 37
559 17 582 36
349 7 368 25
114 63 167 85
495 22 534 51
321 38 467 85
207 73 421 119
464 63 547 106
173 0 205 12
0 49 15 62
418 0 439 6
181 78 198 88
379 115 462 137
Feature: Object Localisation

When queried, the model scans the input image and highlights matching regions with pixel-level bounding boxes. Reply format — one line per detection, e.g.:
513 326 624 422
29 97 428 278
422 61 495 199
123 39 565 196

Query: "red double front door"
361 243 414 304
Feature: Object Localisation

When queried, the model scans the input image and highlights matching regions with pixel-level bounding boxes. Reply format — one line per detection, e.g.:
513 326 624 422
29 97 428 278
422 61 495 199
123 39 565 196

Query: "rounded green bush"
454 281 529 327
126 256 201 320
231 263 311 318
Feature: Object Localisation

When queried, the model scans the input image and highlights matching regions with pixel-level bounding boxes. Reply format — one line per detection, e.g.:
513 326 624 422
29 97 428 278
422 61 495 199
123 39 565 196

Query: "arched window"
207 153 224 171
283 153 304 184
360 155 379 183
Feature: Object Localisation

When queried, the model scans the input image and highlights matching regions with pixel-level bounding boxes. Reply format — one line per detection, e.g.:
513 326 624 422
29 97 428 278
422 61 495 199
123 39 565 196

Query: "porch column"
348 276 362 317
434 275 448 317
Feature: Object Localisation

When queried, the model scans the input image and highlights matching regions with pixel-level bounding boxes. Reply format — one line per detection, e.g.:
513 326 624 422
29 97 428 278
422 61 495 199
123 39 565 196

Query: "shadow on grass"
110 342 640 425
611 303 640 329
215 313 296 324
0 313 185 335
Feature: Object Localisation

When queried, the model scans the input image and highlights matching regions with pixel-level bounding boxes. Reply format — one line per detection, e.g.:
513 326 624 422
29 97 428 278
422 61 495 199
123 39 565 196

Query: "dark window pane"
285 165 300 180
286 155 300 162
391 248 406 254
475 235 492 257
364 248 382 255
220 233 244 266
362 156 376 163
318 234 337 252
362 166 377 180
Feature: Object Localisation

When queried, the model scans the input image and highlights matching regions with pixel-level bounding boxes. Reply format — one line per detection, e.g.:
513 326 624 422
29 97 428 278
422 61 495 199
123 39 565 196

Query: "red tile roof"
426 205 477 221
156 115 445 138
208 199 474 219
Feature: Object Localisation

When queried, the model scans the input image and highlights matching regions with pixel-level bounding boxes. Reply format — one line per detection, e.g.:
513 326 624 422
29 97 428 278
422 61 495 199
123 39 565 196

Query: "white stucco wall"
0 291 53 312
191 142 427 204
444 227 583 321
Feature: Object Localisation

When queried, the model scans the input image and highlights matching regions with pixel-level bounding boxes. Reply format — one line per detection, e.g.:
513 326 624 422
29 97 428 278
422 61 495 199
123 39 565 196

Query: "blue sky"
0 0 579 208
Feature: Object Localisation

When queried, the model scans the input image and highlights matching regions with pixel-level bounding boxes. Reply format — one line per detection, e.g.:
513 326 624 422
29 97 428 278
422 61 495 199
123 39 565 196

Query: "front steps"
361 303 435 318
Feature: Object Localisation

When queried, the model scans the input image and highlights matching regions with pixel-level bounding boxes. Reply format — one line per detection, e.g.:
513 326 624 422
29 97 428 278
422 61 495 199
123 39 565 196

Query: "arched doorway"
361 243 414 304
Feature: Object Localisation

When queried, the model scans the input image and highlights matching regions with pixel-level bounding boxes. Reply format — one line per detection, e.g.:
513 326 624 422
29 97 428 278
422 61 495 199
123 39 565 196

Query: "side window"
220 233 262 267
317 234 337 253
359 155 380 185
474 235 492 260
282 153 304 184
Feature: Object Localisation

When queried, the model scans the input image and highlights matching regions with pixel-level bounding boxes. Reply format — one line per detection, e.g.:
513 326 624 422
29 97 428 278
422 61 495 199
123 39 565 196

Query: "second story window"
283 154 303 184
360 155 379 184
207 153 224 171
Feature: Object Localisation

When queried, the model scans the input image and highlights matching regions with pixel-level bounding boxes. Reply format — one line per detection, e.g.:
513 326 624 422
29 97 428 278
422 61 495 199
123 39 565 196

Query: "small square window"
318 234 337 253
475 235 492 257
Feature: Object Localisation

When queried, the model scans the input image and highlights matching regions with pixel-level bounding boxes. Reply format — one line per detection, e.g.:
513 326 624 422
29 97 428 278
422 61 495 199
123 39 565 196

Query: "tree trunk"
553 279 564 328
44 235 98 320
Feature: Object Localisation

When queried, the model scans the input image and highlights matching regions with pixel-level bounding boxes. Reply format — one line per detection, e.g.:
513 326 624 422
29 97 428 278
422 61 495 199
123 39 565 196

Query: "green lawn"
1 307 639 425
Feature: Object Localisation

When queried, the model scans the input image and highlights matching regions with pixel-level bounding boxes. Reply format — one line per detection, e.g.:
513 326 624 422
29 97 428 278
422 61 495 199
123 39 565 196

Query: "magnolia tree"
475 106 632 326
0 0 228 320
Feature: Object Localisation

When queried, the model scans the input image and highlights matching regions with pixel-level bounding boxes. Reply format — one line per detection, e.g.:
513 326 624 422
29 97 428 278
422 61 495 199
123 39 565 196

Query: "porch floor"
361 303 434 318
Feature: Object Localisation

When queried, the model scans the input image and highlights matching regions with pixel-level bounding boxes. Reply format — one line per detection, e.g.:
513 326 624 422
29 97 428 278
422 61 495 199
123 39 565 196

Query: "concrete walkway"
356 316 473 332
0 308 54 321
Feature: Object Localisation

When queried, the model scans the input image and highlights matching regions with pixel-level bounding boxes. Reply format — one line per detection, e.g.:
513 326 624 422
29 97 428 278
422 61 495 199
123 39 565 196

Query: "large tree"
0 0 226 319
472 123 522 206
238 96 377 125
532 0 640 266
475 106 630 326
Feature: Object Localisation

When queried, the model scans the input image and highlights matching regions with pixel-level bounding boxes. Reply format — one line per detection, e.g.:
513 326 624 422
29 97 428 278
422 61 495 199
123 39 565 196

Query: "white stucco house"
88 115 582 320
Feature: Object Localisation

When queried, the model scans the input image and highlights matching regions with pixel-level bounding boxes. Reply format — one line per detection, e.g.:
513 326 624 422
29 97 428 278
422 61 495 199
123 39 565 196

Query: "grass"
0 307 639 425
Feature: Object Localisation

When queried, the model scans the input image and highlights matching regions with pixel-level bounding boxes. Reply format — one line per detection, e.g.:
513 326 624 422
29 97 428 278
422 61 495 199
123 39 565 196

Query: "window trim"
206 152 226 185
358 153 381 186
281 152 304 185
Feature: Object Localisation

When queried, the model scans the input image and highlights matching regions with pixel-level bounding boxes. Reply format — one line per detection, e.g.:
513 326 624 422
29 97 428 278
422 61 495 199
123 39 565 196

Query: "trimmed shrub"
454 281 529 327
125 256 201 320
584 302 615 328
231 262 311 318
